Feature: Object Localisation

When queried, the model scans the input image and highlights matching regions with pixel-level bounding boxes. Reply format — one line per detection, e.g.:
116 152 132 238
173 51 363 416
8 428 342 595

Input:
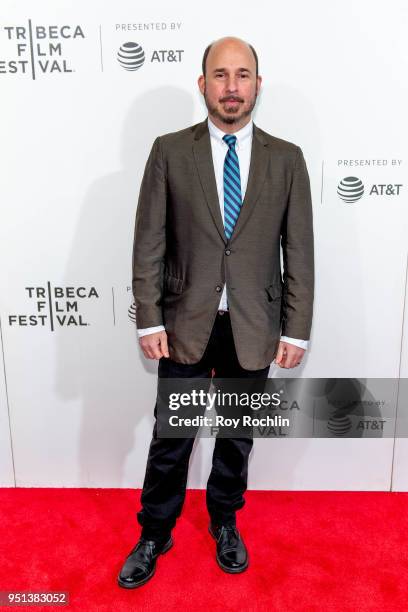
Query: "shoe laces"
217 525 239 545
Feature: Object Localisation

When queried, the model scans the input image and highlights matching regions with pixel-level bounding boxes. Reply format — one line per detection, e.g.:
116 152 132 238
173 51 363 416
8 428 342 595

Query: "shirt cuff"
137 325 165 338
280 336 308 350
138 330 308 350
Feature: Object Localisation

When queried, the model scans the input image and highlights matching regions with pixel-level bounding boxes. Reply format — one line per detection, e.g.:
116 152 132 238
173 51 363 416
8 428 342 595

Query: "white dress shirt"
137 116 308 351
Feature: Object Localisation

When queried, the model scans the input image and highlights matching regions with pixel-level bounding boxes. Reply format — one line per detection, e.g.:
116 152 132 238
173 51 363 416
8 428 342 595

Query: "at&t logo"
337 176 402 203
117 41 184 71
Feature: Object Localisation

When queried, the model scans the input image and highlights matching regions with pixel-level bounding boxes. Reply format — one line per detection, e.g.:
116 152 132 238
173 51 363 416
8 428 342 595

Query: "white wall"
1 0 407 489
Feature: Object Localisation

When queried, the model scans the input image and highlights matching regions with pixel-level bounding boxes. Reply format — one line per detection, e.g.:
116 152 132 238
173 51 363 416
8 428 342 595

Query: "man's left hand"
274 341 305 369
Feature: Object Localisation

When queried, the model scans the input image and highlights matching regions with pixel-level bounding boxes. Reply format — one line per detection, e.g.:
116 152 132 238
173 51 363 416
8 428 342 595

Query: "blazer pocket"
165 274 184 294
265 283 282 302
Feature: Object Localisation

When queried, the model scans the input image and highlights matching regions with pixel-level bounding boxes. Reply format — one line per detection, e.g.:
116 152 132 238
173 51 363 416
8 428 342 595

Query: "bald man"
118 36 314 588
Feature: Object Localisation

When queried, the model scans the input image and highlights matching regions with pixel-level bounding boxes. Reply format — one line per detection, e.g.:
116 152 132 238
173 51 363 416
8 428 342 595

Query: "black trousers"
137 311 270 542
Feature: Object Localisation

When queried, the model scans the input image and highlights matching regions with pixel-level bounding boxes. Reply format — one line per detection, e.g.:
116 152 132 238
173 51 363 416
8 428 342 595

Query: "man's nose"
225 77 238 92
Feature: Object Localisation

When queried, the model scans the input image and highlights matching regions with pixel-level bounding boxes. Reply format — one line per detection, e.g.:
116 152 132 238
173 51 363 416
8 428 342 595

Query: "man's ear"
198 74 205 95
256 75 262 95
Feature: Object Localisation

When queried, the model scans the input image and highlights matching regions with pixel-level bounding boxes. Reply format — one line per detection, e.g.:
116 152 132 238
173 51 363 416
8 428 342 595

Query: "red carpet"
1 488 408 611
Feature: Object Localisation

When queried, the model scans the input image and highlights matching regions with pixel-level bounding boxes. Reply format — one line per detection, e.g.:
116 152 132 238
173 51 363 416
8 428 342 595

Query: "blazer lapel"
192 119 270 245
229 123 269 243
192 119 226 243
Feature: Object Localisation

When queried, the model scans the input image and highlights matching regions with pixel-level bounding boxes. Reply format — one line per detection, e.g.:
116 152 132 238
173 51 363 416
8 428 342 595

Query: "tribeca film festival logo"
8 283 99 330
336 158 403 203
0 21 85 79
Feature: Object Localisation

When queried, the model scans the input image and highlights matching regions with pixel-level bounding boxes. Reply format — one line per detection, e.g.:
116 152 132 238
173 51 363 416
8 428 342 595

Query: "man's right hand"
139 330 169 360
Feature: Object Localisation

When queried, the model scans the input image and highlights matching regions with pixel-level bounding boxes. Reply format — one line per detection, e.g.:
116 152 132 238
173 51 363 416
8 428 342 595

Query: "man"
118 36 314 588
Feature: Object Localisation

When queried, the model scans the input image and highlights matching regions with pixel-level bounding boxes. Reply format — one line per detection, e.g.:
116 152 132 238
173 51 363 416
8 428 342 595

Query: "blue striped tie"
222 134 242 240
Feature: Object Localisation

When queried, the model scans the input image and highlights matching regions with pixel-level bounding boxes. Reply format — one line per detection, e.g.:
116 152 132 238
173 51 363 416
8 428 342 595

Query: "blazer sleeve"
280 146 314 340
132 136 167 328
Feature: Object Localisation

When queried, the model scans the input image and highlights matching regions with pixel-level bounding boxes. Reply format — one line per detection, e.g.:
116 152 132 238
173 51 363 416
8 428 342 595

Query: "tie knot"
223 134 237 149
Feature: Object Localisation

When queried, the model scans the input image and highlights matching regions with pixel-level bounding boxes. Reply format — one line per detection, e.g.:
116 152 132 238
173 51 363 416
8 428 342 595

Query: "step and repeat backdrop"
1 0 407 489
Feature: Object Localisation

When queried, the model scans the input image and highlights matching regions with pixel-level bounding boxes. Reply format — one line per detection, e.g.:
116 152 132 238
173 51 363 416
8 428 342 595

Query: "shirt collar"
207 115 253 150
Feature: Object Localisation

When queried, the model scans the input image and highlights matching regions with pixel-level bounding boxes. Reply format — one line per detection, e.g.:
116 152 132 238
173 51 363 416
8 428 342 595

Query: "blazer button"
215 285 222 292
225 249 231 256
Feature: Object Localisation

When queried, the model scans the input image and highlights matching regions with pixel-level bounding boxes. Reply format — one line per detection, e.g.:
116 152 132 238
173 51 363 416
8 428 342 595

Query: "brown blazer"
132 118 314 370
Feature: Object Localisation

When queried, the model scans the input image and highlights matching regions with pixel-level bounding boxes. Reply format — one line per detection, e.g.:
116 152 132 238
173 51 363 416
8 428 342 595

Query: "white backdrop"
1 0 407 490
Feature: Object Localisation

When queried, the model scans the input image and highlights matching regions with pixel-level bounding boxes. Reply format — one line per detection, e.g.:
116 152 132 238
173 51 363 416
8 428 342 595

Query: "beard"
204 89 258 125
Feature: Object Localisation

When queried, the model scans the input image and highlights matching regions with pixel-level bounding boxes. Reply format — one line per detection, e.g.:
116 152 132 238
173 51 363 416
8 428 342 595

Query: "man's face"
198 40 262 127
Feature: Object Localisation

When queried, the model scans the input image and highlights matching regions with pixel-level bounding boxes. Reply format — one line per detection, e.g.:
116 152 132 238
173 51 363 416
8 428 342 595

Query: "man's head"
198 37 262 132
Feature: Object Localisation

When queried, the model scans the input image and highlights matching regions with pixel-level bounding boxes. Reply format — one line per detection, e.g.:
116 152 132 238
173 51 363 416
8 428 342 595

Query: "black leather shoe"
117 536 173 588
209 523 248 573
